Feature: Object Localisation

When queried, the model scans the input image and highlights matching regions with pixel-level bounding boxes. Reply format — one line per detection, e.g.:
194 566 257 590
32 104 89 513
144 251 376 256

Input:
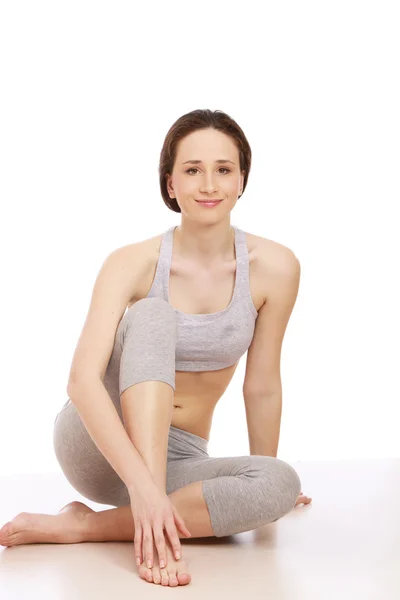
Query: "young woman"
0 109 311 587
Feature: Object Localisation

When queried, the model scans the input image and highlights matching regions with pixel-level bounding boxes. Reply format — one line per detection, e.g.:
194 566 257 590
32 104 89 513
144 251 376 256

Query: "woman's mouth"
195 199 223 207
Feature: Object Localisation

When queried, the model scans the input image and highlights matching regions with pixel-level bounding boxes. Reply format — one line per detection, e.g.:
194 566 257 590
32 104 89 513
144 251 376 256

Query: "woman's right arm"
66 244 155 493
65 243 191 569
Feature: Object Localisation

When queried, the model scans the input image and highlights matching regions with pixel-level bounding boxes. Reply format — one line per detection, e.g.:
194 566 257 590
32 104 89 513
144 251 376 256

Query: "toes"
168 572 179 587
137 555 190 586
160 568 169 586
0 522 12 543
151 566 161 584
0 522 12 535
2 522 16 536
177 572 191 585
176 561 191 585
138 564 152 583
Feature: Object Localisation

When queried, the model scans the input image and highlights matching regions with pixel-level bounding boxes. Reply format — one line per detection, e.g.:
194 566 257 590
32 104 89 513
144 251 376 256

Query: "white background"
1 0 399 477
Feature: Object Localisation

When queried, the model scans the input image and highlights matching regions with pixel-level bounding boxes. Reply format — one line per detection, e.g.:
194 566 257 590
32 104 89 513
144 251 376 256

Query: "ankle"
82 512 98 542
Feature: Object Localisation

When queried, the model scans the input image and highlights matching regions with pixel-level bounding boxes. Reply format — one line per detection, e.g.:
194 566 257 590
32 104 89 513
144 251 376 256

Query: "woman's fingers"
172 505 192 537
142 521 154 568
153 523 167 569
165 518 183 560
134 519 143 566
131 494 192 570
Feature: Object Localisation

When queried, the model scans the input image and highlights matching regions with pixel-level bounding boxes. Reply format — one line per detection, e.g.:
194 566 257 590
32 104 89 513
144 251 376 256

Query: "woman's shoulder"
243 229 297 269
111 231 166 304
243 230 299 306
114 230 164 261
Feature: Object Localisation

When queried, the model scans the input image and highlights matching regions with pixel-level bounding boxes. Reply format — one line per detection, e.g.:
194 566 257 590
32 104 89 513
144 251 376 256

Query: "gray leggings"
53 297 302 538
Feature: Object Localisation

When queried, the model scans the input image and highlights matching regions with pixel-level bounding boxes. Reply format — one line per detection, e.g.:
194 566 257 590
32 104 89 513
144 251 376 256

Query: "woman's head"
159 109 252 216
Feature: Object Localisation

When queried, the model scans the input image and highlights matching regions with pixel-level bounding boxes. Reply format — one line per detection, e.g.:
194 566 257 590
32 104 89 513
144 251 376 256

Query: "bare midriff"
126 229 267 442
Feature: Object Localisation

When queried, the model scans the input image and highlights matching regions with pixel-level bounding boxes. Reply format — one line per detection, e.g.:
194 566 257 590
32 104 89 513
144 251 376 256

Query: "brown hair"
159 109 252 213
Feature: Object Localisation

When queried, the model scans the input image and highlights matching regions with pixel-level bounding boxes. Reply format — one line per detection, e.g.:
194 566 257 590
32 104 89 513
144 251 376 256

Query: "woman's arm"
66 246 157 493
68 379 156 494
242 244 300 455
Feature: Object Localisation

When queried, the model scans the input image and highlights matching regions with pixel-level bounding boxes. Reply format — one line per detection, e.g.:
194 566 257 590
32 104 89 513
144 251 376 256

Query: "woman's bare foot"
0 501 94 547
138 540 191 586
1 501 192 585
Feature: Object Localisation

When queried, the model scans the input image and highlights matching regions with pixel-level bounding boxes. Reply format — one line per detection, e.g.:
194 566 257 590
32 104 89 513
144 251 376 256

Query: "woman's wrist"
127 470 157 497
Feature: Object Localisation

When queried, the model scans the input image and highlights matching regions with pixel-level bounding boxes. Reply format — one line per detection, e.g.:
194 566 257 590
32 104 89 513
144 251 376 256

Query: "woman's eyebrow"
182 159 235 165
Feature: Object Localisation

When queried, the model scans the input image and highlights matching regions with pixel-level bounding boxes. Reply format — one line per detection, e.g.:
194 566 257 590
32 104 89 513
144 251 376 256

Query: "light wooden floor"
1 459 399 599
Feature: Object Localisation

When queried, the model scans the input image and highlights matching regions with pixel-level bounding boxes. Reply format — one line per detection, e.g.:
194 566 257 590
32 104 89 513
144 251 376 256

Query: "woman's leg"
53 297 178 507
166 426 302 538
82 480 213 542
84 426 301 541
185 454 301 537
118 297 177 492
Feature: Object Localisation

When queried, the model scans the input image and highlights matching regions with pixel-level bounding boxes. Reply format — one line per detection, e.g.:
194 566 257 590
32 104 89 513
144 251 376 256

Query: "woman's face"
166 128 245 217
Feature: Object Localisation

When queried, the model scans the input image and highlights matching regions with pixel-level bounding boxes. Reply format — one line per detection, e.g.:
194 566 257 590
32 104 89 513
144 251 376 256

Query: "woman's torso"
126 227 268 441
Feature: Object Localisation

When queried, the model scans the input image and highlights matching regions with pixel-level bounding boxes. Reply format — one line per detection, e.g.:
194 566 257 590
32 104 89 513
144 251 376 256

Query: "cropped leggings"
53 297 302 538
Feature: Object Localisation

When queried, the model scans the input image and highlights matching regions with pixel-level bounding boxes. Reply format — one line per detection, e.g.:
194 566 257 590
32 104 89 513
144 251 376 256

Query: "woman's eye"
186 168 230 174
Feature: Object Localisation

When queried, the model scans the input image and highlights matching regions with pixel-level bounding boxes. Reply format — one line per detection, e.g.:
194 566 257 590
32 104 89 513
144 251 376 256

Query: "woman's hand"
129 480 192 570
295 491 312 506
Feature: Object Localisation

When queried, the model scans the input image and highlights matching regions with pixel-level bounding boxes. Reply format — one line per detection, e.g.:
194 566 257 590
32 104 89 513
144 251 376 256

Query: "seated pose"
0 109 311 587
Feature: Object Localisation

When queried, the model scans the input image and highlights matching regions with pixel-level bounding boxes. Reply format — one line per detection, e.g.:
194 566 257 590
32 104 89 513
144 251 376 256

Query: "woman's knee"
248 455 301 518
124 297 175 325
118 297 177 395
277 458 301 502
116 297 175 339
263 457 302 514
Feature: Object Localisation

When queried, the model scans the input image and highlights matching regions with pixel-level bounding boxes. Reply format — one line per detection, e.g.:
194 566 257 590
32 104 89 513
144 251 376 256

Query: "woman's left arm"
242 243 312 507
243 242 301 412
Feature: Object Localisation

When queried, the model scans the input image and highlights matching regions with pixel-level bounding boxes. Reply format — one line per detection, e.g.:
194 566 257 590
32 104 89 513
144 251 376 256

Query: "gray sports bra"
145 225 259 371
